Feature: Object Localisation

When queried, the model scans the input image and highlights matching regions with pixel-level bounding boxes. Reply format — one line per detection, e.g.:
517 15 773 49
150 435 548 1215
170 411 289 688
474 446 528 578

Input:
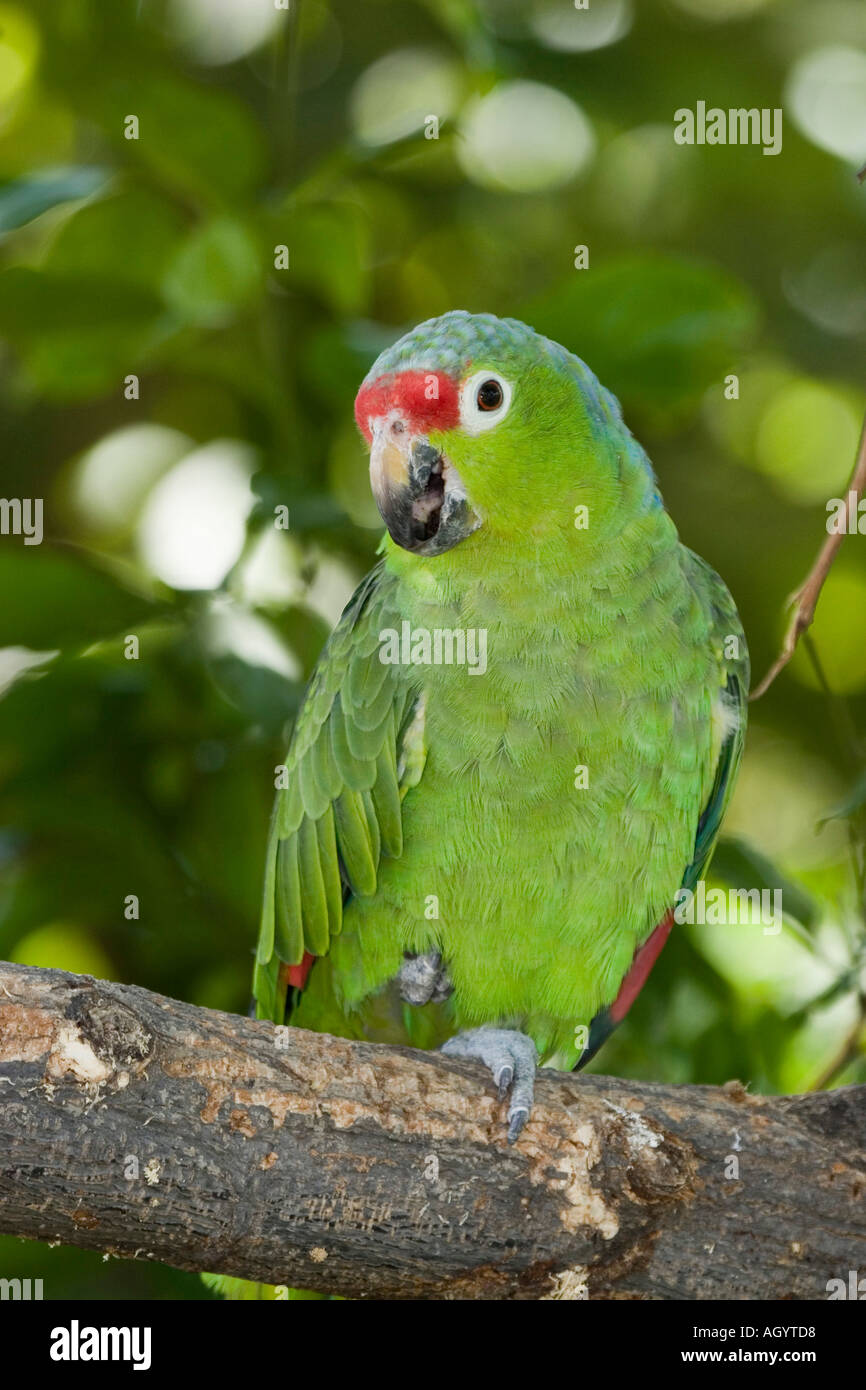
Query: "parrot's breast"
334 527 721 1063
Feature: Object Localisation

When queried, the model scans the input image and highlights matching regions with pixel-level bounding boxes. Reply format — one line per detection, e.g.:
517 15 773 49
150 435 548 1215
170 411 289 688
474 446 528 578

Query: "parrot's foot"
441 1027 537 1144
398 950 453 1005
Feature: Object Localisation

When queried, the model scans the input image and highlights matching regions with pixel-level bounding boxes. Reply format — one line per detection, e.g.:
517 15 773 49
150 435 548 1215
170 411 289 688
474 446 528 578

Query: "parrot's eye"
476 379 503 410
459 369 512 435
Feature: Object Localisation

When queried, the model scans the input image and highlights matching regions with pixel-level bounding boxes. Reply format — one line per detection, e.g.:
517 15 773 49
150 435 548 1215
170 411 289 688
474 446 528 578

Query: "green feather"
298 746 330 820
277 768 303 837
274 836 304 964
316 804 344 937
330 698 376 791
371 719 402 856
298 815 330 955
334 790 377 896
361 788 381 869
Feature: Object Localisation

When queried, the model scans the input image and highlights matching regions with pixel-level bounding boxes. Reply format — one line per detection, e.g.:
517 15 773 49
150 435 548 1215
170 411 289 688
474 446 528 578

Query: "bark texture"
0 960 863 1299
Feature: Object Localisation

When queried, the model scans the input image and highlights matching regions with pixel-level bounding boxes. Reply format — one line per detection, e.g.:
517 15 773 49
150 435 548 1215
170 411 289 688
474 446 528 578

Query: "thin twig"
750 414 866 700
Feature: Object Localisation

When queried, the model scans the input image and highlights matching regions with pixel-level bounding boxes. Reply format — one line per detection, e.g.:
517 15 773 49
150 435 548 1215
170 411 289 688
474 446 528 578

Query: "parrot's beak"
368 417 481 556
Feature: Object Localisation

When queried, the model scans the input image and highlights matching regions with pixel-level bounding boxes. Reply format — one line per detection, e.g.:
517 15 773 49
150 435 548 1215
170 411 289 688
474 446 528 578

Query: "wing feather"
253 561 424 1022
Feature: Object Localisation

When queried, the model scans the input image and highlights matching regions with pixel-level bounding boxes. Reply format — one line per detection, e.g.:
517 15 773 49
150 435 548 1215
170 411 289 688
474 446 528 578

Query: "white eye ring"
458 370 512 435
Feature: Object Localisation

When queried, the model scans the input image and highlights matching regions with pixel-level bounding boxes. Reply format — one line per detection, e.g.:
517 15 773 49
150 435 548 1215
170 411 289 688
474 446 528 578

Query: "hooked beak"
368 416 481 556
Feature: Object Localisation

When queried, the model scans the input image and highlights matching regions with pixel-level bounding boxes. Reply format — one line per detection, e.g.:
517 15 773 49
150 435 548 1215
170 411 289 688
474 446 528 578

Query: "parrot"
252 308 748 1142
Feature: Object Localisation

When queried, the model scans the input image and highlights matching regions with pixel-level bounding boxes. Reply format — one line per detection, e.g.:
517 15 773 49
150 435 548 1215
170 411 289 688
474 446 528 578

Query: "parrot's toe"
441 1027 537 1144
398 950 453 1005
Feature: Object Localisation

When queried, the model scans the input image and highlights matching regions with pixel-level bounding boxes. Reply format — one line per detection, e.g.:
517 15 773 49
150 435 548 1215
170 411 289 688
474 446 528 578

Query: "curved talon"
507 1106 530 1145
496 1064 513 1100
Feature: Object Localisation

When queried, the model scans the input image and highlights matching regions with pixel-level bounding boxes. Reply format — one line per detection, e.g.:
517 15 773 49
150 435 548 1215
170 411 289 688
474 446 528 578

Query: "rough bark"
0 960 863 1300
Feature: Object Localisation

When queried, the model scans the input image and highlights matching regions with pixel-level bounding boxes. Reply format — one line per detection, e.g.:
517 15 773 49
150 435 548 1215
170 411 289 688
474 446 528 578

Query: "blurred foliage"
1 0 866 1297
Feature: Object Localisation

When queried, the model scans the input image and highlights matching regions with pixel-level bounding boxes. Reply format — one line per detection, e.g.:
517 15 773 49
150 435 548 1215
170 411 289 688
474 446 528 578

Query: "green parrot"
253 309 748 1141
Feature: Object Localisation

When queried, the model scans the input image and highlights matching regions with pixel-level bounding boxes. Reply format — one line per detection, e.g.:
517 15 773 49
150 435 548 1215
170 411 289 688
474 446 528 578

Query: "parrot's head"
354 310 650 557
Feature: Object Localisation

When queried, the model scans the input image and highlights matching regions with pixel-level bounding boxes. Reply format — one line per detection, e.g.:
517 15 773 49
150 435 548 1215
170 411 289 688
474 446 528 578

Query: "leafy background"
1 0 865 1298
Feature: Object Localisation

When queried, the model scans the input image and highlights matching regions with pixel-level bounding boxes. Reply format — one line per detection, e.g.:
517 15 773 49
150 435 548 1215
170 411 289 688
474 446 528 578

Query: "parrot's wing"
680 548 749 893
578 550 749 1067
253 560 424 1022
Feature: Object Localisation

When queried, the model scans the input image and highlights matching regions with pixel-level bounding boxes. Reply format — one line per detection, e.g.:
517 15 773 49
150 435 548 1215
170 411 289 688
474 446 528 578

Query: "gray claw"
507 1106 530 1144
441 1027 538 1144
398 951 453 1006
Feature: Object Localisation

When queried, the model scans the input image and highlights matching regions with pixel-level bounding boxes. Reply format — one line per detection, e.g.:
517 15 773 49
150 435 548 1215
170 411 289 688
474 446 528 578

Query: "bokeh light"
350 48 462 147
592 124 693 235
671 0 774 19
458 81 595 192
303 555 362 628
237 528 306 608
136 440 255 590
725 729 846 866
71 424 192 533
0 645 58 697
753 378 863 503
784 243 866 339
530 0 632 52
785 45 866 162
703 365 863 504
202 597 301 680
0 4 39 109
790 570 866 694
168 0 281 67
11 922 114 979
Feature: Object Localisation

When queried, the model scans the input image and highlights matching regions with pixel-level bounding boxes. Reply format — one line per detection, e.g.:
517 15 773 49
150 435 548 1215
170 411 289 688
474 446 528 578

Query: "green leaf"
162 217 264 326
251 474 346 530
818 770 866 827
88 75 266 205
20 324 164 399
710 836 821 931
523 253 758 419
44 188 185 287
787 966 864 1025
281 202 370 316
0 267 160 335
207 655 300 733
0 548 158 650
269 604 331 679
0 165 111 233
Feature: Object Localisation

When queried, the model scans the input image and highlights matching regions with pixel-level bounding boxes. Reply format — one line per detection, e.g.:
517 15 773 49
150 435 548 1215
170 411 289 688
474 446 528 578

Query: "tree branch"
0 960 864 1300
751 414 866 700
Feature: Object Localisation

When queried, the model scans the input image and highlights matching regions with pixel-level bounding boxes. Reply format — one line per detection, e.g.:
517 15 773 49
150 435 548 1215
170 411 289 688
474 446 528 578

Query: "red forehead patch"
354 370 459 442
